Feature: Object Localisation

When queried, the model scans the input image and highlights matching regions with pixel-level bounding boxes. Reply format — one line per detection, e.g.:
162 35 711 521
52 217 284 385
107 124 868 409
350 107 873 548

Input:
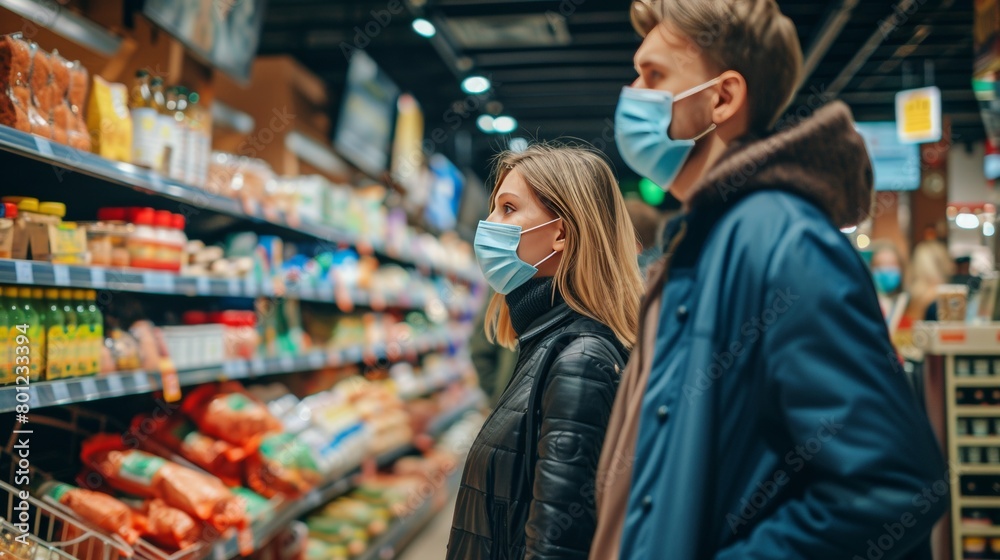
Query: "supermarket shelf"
426 390 485 438
958 437 1000 446
0 259 475 313
955 406 1000 417
0 125 482 284
956 377 1000 387
961 525 1000 537
0 332 466 413
0 0 122 56
914 322 1000 355
959 464 1000 475
961 496 1000 507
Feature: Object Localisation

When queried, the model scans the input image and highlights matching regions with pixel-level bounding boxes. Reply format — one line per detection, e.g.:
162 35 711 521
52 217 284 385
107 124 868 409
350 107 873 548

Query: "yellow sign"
895 87 941 144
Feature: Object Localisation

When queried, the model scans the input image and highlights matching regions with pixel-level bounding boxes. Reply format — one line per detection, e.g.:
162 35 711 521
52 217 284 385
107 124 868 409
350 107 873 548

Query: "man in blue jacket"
590 1 948 559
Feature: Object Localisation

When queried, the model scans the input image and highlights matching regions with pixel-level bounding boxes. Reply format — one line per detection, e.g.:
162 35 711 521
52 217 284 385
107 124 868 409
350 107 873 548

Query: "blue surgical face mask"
615 77 720 190
872 267 902 294
474 217 562 295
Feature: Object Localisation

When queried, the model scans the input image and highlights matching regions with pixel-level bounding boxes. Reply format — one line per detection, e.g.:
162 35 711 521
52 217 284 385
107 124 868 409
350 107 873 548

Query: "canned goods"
973 418 991 436
957 358 972 376
975 359 992 377
987 447 1000 464
959 418 970 435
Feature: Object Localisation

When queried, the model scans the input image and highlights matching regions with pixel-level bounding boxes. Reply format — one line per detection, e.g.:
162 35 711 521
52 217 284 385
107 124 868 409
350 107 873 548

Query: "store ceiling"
259 0 979 183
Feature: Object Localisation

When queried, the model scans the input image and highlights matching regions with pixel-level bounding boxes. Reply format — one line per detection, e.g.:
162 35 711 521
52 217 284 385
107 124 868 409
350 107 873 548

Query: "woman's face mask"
474 218 562 295
872 267 902 294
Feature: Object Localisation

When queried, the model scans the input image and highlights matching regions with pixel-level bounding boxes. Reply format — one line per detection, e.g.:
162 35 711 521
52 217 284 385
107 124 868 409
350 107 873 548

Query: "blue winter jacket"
592 101 947 560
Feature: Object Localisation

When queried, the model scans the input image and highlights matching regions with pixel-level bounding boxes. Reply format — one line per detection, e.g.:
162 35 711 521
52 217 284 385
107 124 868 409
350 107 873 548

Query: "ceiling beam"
472 49 633 67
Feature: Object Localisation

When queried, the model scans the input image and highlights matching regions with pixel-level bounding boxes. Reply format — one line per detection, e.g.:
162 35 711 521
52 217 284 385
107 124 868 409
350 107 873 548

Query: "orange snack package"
80 434 248 534
182 382 283 448
134 499 202 550
40 481 141 545
0 33 33 132
132 414 247 487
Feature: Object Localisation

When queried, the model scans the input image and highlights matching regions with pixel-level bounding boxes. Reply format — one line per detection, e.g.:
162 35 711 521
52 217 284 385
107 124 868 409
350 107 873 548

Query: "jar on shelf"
215 310 259 360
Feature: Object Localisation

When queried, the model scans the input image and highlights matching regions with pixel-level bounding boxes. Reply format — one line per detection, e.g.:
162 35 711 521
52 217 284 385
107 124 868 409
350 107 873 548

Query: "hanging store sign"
895 86 942 144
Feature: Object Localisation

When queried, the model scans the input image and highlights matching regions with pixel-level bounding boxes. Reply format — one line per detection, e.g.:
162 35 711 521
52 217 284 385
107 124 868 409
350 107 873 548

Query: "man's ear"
713 70 749 128
552 220 566 252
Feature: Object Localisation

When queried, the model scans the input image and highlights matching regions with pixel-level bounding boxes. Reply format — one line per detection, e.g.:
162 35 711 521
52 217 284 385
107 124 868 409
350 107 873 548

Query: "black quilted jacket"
447 302 627 560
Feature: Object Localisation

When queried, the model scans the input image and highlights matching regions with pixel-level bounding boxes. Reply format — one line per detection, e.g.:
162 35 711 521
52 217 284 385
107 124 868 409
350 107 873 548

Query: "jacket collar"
686 101 874 228
518 303 574 345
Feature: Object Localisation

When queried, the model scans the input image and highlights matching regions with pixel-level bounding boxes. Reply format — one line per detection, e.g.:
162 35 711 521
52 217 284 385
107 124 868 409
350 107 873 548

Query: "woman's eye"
504 204 514 215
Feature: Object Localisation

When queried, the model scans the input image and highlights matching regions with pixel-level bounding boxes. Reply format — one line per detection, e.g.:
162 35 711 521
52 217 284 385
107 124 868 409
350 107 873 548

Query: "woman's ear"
552 221 566 253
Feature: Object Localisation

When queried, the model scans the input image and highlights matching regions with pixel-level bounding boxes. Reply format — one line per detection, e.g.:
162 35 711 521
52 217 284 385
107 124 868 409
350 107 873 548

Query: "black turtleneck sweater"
506 277 562 337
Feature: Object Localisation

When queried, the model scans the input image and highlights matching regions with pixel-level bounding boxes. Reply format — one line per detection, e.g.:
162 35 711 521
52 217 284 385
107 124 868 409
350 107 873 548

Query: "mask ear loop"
521 216 562 235
673 76 722 142
531 249 560 268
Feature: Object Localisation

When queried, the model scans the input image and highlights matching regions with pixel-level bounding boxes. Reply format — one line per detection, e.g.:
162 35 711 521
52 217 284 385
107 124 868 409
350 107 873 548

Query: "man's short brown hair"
631 0 803 134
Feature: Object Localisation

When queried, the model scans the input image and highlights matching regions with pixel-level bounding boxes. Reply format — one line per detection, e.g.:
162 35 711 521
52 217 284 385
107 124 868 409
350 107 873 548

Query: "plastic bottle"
73 289 92 375
86 290 103 375
18 288 43 381
127 207 158 270
168 87 189 182
152 78 173 175
59 288 78 379
43 288 64 380
5 288 25 382
31 287 46 378
185 91 211 186
0 288 9 384
130 70 159 169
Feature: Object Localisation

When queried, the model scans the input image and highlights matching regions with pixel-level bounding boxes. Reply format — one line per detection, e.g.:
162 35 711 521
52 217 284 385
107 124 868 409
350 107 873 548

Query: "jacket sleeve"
524 338 621 560
715 225 947 560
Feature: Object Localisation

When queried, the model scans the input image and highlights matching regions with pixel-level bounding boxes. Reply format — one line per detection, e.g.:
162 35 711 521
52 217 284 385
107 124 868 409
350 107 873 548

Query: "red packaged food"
135 499 202 550
0 33 33 132
40 481 141 545
182 382 283 448
80 434 248 534
132 414 247 487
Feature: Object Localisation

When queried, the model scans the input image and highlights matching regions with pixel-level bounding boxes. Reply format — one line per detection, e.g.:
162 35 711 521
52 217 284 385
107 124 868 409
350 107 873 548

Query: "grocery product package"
87 76 132 161
132 414 247 487
134 498 201 550
0 33 32 132
26 41 52 138
79 433 248 535
181 382 284 448
48 50 71 145
39 481 141 545
66 60 90 151
244 432 321 498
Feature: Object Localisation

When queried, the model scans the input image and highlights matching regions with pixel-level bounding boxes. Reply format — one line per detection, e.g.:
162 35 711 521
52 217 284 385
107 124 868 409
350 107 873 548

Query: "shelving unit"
0 125 482 284
914 322 1000 559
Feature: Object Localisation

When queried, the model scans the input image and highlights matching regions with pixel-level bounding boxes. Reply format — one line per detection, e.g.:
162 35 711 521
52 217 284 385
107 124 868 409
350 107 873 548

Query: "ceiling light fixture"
477 115 495 133
956 213 980 230
492 116 517 134
412 18 436 38
462 75 491 94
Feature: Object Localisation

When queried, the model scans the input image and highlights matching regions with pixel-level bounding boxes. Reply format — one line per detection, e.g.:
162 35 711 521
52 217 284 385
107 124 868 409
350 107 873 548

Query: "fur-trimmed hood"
688 101 874 227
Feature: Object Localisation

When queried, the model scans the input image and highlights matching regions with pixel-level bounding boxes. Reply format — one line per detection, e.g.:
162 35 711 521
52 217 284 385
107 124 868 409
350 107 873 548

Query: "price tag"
280 355 295 371
14 261 32 284
299 284 316 300
243 277 257 298
143 272 175 293
227 278 241 297
106 374 124 395
196 276 212 295
90 267 107 288
149 173 164 193
308 352 325 369
250 357 266 375
34 136 54 158
213 542 226 560
133 371 151 392
79 377 98 397
50 382 70 404
53 265 70 286
223 361 248 379
261 278 274 296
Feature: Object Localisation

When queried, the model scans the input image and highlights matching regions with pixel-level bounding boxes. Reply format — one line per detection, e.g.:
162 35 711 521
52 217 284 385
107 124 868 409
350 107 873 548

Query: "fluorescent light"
985 222 996 237
461 75 491 94
856 234 870 249
493 116 517 134
412 18 436 38
956 213 980 230
477 115 495 133
840 226 857 234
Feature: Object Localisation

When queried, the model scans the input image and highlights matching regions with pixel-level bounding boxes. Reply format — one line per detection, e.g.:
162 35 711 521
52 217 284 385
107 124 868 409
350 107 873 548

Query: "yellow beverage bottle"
43 288 64 380
4 287 25 383
0 287 10 384
59 289 78 379
18 287 43 381
86 290 103 375
31 288 46 379
72 290 91 375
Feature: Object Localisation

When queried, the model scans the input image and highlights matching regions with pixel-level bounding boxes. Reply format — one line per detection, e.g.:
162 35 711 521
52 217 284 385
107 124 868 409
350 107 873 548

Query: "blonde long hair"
484 143 644 350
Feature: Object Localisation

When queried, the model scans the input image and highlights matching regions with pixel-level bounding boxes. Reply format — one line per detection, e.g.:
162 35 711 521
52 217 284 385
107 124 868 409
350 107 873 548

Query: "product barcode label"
132 372 151 391
14 261 32 284
50 382 70 404
106 374 124 395
34 136 54 158
79 377 98 398
227 278 241 297
196 276 211 295
222 361 248 379
143 272 175 293
52 265 70 286
90 267 107 288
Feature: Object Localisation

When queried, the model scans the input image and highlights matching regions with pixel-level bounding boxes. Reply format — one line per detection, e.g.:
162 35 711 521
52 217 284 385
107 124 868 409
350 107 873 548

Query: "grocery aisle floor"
400 494 455 560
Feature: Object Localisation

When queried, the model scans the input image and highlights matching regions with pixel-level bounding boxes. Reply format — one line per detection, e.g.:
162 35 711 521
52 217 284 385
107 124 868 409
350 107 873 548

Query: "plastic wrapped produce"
0 34 32 132
26 41 52 138
40 482 141 545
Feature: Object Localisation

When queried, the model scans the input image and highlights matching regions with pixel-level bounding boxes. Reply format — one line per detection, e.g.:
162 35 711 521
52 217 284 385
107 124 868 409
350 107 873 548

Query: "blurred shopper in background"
870 241 911 339
908 239 955 321
624 198 665 277
469 287 518 407
447 144 643 560
592 0 947 559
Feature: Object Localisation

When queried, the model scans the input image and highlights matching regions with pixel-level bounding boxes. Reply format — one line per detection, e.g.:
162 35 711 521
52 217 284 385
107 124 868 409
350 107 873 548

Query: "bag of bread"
49 50 70 145
133 414 246 487
80 434 247 534
66 60 90 151
182 382 283 448
0 34 33 132
39 481 141 545
26 41 52 138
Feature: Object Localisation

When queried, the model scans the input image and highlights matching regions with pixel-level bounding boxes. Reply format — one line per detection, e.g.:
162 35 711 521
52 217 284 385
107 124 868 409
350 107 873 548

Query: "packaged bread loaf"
0 33 33 132
49 50 70 145
66 60 90 150
26 41 52 138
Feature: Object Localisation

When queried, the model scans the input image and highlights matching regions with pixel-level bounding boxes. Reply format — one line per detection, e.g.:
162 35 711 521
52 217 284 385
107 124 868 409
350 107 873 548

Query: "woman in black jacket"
447 144 644 560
